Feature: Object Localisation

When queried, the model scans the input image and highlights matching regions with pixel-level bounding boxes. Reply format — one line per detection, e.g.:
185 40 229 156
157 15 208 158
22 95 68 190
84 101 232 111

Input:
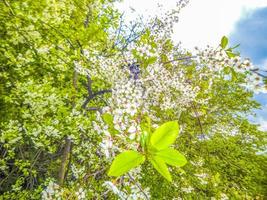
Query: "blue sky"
230 7 267 67
230 7 267 130
117 0 267 130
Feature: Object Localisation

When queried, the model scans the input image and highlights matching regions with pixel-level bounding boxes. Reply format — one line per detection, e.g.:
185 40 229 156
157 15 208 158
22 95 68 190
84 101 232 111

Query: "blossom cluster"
41 181 86 200
103 167 150 200
195 46 267 93
41 181 63 200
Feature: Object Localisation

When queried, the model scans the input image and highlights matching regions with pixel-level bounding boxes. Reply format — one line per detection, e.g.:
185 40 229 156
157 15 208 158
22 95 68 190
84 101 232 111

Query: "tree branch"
82 77 112 110
191 102 204 135
251 70 267 78
162 56 197 65
127 173 149 200
58 137 72 186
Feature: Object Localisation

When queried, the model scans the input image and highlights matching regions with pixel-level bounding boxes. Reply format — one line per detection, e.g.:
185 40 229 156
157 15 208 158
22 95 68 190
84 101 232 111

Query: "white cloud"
174 0 267 49
252 103 267 131
116 0 267 50
257 116 267 131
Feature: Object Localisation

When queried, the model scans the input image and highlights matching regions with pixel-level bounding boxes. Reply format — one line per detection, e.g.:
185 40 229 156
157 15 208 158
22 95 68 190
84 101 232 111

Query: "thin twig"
162 56 197 65
127 173 149 200
84 4 91 28
251 70 267 78
191 102 204 135
2 0 15 15
83 167 107 181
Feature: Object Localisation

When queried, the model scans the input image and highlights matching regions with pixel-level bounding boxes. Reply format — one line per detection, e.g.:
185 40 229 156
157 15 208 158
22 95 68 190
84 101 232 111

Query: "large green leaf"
108 151 145 177
156 148 187 167
220 36 228 49
150 121 179 150
150 156 172 182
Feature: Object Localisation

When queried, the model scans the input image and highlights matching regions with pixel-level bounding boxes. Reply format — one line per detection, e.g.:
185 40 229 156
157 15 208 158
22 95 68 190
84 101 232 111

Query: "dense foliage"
0 0 266 199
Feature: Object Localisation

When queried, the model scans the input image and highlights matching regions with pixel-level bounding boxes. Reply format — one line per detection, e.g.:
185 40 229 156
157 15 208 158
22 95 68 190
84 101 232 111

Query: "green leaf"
226 51 237 58
149 156 172 182
230 68 237 81
140 116 152 149
140 131 149 149
150 121 179 150
140 116 151 134
108 151 145 177
102 113 113 124
102 113 119 135
220 36 228 49
156 148 187 167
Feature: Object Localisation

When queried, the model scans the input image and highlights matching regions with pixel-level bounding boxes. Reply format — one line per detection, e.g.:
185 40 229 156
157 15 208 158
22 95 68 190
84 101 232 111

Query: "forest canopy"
0 0 266 199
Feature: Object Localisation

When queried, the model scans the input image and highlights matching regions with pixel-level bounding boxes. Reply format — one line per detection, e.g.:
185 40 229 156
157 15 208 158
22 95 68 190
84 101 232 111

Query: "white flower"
103 181 127 199
195 173 208 179
83 49 90 58
181 186 194 193
75 188 86 200
128 125 137 134
220 193 229 200
100 138 113 158
129 133 136 140
126 106 136 116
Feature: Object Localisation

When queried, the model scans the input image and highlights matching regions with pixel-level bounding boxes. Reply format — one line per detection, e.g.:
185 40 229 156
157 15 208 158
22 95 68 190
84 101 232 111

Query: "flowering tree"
0 0 266 199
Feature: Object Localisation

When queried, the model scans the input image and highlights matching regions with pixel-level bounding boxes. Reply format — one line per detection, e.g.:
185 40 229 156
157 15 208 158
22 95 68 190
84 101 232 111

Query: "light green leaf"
108 151 145 177
140 116 151 133
102 113 119 135
102 113 113 125
140 131 149 149
220 36 228 49
150 121 179 150
226 50 237 58
150 156 172 182
156 148 187 167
